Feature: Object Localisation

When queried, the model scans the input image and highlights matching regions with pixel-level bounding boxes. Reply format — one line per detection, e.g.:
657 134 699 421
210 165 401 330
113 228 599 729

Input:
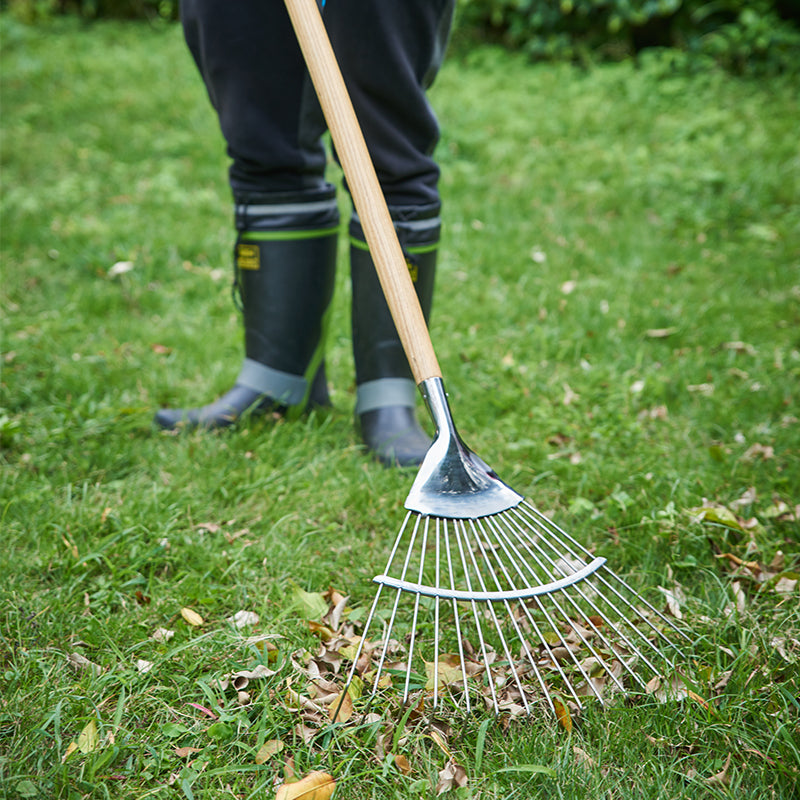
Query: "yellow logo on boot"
236 243 260 271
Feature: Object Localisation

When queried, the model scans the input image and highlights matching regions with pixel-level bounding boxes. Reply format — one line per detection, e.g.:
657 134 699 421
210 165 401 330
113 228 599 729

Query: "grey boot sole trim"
237 358 307 406
356 378 417 415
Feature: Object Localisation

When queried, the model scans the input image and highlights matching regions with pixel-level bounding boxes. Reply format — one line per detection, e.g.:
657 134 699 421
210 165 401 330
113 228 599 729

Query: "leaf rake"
285 0 686 716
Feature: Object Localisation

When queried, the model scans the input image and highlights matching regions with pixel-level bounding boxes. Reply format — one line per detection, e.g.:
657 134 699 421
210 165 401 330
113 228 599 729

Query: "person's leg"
326 0 455 465
155 0 338 430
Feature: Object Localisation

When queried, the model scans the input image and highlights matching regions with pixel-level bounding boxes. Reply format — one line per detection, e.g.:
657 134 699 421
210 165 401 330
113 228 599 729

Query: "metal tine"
508 506 683 670
403 515 431 703
481 514 597 707
516 502 687 645
443 519 471 713
501 516 661 679
433 518 441 709
372 513 424 696
487 517 632 694
483 513 607 703
342 509 418 699
482 510 624 703
460 519 532 715
564 575 664 683
497 515 651 692
466 518 557 716
454 522 500 713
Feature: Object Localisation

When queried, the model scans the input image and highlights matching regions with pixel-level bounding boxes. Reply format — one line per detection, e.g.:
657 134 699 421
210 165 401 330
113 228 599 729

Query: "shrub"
455 0 800 72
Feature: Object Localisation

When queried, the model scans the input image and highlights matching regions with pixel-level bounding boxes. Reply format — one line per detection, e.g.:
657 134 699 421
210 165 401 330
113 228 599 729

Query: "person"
154 0 455 467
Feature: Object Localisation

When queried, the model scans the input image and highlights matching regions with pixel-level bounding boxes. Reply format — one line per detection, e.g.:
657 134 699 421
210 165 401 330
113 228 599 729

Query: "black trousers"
181 0 455 217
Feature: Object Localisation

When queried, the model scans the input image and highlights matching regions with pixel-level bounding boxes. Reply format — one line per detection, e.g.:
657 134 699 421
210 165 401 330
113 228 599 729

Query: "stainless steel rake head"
342 378 686 716
285 0 687 718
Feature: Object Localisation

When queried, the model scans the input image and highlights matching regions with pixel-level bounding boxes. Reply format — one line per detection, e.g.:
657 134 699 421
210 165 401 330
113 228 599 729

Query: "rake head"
342 379 686 717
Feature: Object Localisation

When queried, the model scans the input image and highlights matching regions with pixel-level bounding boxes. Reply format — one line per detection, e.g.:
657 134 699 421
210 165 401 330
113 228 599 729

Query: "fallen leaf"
705 753 732 787
560 280 577 295
275 770 336 800
435 759 468 795
255 739 284 764
152 627 175 643
646 327 678 338
61 741 79 763
135 659 154 674
174 746 202 758
328 690 353 723
743 443 774 461
424 657 465 692
227 610 259 629
429 729 452 759
658 583 686 620
107 260 134 278
196 522 221 534
308 620 336 642
78 720 99 754
394 754 412 775
573 746 597 770
188 702 217 720
66 652 102 676
562 383 579 405
181 608 204 627
690 503 748 532
290 584 329 621
685 690 711 712
723 341 756 355
553 696 573 732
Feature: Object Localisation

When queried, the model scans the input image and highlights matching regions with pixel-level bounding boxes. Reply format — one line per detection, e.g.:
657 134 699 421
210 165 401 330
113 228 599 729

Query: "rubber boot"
155 207 338 431
351 222 437 467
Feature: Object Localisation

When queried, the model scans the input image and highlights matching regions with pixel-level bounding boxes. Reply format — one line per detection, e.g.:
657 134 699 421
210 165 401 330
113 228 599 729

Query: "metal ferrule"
404 377 524 519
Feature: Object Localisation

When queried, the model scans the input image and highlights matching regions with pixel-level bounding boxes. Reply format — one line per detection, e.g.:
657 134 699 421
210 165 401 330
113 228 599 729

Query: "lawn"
1 15 799 800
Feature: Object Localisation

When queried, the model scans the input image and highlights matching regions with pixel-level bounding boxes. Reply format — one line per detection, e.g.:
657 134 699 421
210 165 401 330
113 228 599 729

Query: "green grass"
2 16 799 800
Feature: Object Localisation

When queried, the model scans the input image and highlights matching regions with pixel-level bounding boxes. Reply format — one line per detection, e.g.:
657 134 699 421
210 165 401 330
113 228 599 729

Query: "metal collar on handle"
404 378 524 519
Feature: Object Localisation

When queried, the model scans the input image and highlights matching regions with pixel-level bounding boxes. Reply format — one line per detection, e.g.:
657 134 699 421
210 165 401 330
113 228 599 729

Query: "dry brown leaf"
424 658 464 692
743 443 774 461
429 729 452 759
705 753 732 787
67 652 102 676
308 620 336 642
227 610 259 629
275 770 335 800
394 754 412 775
174 746 202 758
328 690 353 723
553 696 573 732
658 583 686 620
217 664 278 692
646 327 678 338
686 690 711 712
562 383 579 405
181 608 204 627
435 759 468 795
61 741 79 763
254 739 284 764
573 745 597 770
151 627 175 643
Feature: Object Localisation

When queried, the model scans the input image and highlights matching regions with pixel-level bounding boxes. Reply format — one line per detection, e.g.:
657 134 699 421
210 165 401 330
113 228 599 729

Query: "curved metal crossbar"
373 556 607 601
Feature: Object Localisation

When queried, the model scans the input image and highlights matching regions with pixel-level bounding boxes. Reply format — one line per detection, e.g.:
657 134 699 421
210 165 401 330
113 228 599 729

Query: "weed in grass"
2 16 799 800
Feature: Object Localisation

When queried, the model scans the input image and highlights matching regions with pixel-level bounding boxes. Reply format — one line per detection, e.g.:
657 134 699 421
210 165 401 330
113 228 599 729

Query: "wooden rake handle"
284 0 442 384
